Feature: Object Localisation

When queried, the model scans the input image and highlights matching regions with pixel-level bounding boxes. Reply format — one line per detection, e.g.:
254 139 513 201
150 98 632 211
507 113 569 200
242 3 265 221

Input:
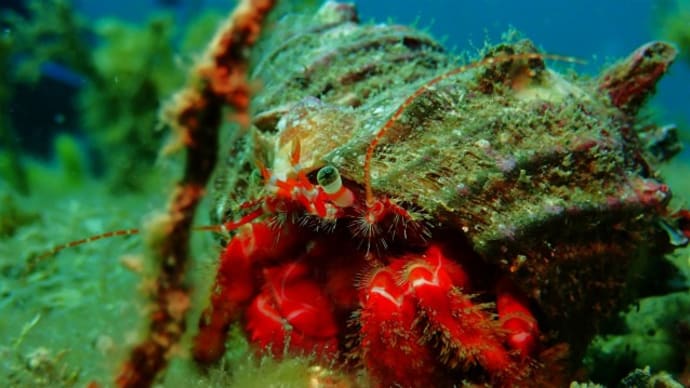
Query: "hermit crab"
182 1 688 386
37 1 690 386
193 102 543 387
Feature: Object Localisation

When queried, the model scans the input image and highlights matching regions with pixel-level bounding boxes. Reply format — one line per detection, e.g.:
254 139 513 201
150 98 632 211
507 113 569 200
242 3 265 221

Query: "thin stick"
115 1 277 387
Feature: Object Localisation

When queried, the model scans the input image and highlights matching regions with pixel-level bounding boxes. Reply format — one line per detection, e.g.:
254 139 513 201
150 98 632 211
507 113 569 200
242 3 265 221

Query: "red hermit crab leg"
245 260 340 360
495 277 539 358
193 221 305 363
359 244 538 386
359 262 439 386
193 150 356 362
402 246 518 378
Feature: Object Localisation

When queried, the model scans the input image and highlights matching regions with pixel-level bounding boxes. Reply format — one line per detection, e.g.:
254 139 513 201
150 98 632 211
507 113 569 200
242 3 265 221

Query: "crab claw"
246 261 339 360
193 222 303 364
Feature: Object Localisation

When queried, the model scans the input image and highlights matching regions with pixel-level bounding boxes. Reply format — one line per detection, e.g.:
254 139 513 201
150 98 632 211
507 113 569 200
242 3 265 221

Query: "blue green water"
6 0 689 161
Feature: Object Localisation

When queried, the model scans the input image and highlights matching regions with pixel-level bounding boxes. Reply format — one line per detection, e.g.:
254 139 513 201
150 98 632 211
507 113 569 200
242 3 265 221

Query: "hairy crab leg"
358 245 540 386
495 277 539 358
193 221 304 363
402 246 518 377
246 260 339 360
359 262 439 387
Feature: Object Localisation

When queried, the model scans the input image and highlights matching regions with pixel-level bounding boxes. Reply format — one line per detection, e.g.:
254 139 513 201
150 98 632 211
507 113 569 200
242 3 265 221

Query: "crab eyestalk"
317 165 354 208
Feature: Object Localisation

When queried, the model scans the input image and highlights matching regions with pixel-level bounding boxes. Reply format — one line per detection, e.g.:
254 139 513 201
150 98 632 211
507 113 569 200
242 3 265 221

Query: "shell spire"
598 41 677 114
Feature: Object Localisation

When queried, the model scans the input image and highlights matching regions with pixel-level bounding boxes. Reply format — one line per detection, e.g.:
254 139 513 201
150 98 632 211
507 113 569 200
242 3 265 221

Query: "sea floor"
0 158 342 387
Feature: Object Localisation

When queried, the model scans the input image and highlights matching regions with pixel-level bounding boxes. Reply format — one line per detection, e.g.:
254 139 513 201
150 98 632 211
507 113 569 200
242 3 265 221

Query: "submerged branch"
115 1 277 386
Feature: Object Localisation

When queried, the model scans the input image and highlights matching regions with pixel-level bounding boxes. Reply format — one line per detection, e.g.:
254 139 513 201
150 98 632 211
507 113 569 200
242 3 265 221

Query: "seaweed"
3 0 183 192
0 193 38 238
656 0 690 66
0 28 29 195
78 15 181 191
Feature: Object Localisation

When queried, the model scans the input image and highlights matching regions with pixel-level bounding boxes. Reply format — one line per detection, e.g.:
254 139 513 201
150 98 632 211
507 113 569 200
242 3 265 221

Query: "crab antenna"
38 195 269 259
363 52 585 206
37 228 140 259
37 215 259 260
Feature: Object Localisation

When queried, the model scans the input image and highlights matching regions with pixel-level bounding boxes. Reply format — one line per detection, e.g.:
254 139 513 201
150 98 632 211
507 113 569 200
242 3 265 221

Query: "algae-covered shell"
213 1 681 358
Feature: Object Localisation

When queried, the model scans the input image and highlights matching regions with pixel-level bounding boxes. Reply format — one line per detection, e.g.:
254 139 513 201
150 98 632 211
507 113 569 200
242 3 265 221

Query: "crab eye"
317 165 342 194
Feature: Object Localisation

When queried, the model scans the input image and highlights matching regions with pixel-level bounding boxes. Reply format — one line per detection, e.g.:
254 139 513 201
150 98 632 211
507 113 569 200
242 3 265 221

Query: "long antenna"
37 199 268 259
37 228 140 259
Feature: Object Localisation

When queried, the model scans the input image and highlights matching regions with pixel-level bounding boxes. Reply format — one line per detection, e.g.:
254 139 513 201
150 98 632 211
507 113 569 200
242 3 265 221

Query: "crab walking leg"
403 245 518 377
359 264 438 387
193 222 302 363
495 277 539 358
245 261 339 359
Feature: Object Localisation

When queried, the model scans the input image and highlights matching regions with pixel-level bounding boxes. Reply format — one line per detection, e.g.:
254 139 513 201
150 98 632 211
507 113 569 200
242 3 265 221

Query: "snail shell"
212 1 681 358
